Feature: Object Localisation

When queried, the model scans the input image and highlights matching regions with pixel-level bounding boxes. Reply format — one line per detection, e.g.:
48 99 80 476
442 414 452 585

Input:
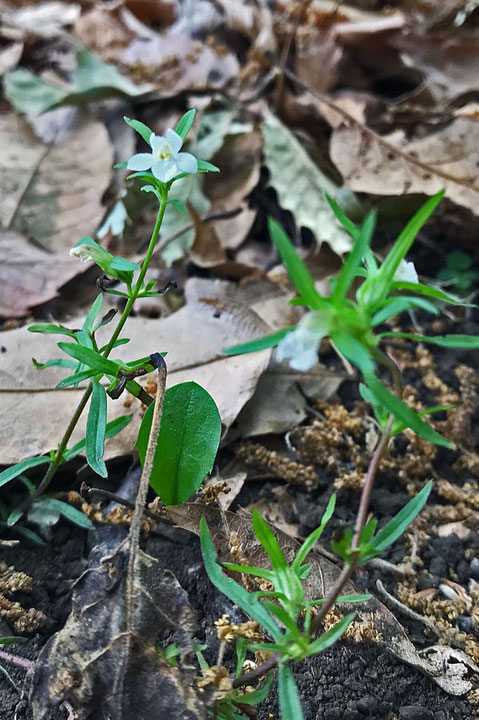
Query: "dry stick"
125 354 167 631
0 650 34 671
79 482 170 524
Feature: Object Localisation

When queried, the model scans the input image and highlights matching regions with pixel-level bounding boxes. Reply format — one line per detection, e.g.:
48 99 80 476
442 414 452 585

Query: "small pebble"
399 706 434 720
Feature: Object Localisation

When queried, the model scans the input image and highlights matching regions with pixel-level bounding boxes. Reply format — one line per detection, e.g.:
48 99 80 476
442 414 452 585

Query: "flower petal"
127 153 153 171
152 157 178 183
176 151 198 175
166 128 183 154
150 134 167 154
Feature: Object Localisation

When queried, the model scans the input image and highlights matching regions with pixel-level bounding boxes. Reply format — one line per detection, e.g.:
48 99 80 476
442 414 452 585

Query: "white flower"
393 260 419 284
276 312 327 372
69 241 111 266
69 245 94 263
127 129 198 183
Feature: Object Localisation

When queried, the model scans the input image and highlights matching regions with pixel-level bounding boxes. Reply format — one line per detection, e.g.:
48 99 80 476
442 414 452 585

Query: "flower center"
157 144 172 160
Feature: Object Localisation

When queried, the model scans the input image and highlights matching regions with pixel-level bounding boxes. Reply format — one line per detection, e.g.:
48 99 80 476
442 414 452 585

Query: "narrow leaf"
308 613 355 654
28 323 76 337
58 343 120 376
379 332 479 349
46 499 94 529
175 109 196 141
332 211 375 301
223 327 294 356
370 481 432 556
86 381 108 477
252 509 288 570
278 664 304 720
292 494 336 571
124 116 153 145
0 457 50 490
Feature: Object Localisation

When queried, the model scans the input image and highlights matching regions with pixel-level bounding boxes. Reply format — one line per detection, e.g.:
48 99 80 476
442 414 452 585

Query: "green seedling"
437 250 479 295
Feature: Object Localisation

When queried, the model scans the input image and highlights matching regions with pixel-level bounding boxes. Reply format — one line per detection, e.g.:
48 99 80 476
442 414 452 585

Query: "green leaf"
28 323 76 337
175 109 196 141
308 613 355 655
45 499 94 529
7 508 23 527
390 281 472 306
82 292 104 334
64 415 132 461
221 563 276 583
371 297 438 326
86 381 108 477
332 211 375 301
331 332 375 374
223 327 294 356
292 494 336 572
252 509 288 570
367 481 432 559
262 601 300 636
57 343 120 377
124 116 153 145
364 374 453 448
0 636 27 646
278 663 304 720
379 192 444 289
200 518 281 639
32 358 77 370
197 159 220 173
311 594 371 605
379 332 479 349
0 457 50 490
168 198 189 215
325 194 360 240
137 382 221 505
56 369 99 389
4 69 66 113
268 218 322 309
233 673 274 704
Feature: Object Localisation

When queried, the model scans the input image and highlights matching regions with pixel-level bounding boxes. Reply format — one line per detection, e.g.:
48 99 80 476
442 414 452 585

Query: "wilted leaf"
0 230 86 318
262 113 352 253
330 117 479 214
0 113 113 253
0 300 271 465
30 535 205 720
168 504 479 695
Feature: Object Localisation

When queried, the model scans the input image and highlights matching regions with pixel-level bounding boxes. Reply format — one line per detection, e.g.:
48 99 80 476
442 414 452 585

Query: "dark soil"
0 516 476 719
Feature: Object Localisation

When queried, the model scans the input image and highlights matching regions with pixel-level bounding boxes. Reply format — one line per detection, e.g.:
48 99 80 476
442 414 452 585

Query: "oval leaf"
137 381 221 505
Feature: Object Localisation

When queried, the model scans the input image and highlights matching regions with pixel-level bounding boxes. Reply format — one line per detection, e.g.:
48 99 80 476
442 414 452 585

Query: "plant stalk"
27 200 168 504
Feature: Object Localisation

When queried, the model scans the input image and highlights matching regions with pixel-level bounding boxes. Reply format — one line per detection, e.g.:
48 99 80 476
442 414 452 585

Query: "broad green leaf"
371 297 438 326
367 481 432 559
137 382 221 505
4 69 66 114
278 663 304 720
308 613 355 654
252 509 288 570
124 116 153 145
28 323 76 337
364 374 453 448
332 211 375 301
86 381 108 477
175 109 196 141
45 499 94 529
223 327 294 356
268 218 323 309
379 332 479 349
262 113 351 254
57 343 120 377
200 518 281 639
0 457 50 490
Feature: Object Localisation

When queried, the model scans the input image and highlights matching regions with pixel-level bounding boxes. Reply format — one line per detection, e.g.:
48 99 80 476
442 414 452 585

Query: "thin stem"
29 200 168 503
232 652 281 689
0 650 34 671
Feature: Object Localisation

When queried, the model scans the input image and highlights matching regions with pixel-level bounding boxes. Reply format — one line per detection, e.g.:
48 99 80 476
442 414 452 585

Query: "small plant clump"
1 111 479 719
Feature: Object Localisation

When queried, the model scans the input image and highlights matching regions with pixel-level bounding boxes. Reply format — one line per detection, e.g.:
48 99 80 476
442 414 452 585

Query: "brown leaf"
1 113 113 252
168 504 479 695
30 537 205 720
330 117 479 213
0 300 271 465
0 230 85 318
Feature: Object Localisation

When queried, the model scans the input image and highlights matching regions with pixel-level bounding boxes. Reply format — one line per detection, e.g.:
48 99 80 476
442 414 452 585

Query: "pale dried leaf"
1 113 113 252
0 230 86 318
0 301 271 464
330 117 479 213
262 113 352 253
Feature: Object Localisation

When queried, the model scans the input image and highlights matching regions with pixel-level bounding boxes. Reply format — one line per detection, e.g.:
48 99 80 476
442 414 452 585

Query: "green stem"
28 200 168 504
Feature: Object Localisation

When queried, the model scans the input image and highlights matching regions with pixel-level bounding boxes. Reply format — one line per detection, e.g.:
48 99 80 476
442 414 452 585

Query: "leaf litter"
1 0 479 717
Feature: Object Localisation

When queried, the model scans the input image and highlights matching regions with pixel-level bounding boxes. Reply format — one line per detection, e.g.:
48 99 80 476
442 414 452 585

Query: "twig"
79 482 170 524
0 650 34 671
232 652 281 689
375 579 439 637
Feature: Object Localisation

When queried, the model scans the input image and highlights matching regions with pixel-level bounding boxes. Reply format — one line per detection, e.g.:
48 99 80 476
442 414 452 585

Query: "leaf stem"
27 200 168 504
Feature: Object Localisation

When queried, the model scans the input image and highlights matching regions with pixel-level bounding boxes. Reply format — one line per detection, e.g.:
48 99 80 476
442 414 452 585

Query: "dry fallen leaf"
30 532 205 720
330 117 479 214
0 300 271 465
0 230 86 318
1 113 113 252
